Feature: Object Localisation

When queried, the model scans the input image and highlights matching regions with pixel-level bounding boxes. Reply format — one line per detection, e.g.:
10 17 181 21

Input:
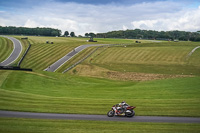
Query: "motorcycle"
107 104 136 117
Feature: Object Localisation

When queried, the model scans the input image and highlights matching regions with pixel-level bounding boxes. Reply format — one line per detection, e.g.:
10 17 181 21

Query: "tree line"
1 26 199 41
87 29 200 41
0 26 62 36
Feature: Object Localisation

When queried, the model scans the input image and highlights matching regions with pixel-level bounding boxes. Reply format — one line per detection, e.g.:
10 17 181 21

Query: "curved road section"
0 110 199 123
45 44 109 72
0 36 22 66
187 46 200 58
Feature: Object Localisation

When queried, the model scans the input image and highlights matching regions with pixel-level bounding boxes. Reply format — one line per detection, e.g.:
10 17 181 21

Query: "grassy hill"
0 70 200 117
68 42 200 81
20 37 136 70
19 36 155 71
0 37 13 63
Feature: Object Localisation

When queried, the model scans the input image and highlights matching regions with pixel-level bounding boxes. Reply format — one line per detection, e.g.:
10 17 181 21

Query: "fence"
17 43 31 66
0 66 32 71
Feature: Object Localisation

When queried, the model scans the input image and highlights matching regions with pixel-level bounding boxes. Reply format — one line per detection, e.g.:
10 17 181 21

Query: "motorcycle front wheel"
125 110 135 117
107 110 115 117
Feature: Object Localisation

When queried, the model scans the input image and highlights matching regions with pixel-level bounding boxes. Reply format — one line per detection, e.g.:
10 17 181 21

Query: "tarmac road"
0 110 199 123
45 44 109 72
0 36 22 66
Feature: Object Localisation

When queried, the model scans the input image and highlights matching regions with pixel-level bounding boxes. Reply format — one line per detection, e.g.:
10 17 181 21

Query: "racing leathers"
115 102 129 114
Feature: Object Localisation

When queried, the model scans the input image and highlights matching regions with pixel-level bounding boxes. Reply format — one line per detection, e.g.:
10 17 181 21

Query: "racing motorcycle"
107 104 136 117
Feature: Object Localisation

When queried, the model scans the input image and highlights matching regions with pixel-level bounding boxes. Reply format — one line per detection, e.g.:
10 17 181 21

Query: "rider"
115 101 129 114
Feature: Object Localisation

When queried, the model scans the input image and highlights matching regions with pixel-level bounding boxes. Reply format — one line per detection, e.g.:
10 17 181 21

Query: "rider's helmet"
121 101 126 105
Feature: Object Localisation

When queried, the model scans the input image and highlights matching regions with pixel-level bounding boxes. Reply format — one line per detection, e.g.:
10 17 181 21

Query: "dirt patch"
106 71 193 81
71 65 194 81
70 65 108 78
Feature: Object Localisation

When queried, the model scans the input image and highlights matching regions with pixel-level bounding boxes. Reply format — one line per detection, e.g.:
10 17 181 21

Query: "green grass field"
80 42 200 76
0 36 199 132
0 37 13 63
0 118 199 133
0 70 199 117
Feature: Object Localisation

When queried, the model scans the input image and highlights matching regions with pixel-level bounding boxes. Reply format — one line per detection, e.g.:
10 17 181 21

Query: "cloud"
0 11 6 13
131 7 200 31
24 19 40 28
0 0 199 35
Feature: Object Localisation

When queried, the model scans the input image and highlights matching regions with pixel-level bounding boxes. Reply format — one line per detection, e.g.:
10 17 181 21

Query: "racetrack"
0 36 22 66
44 44 109 72
0 110 199 123
187 46 200 58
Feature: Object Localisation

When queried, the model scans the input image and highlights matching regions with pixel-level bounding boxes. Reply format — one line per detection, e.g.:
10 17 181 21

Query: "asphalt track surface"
0 110 200 123
45 44 109 72
187 46 200 58
0 36 22 66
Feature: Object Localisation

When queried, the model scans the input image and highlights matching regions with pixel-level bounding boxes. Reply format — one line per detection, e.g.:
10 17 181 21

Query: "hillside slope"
70 42 200 80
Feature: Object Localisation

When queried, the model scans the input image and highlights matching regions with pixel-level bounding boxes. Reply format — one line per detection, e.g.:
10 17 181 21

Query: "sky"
0 0 200 35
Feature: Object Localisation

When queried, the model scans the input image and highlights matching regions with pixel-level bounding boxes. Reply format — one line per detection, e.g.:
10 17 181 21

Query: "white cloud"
0 0 200 35
123 25 128 30
24 19 40 27
131 7 200 31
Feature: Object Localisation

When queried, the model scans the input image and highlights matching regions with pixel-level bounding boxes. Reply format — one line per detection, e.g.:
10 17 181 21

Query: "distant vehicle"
107 102 136 117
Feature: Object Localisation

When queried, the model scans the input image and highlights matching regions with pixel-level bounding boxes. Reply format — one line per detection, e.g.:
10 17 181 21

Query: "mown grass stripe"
26 46 58 62
36 47 72 70
22 44 73 69
0 37 13 63
21 45 59 67
142 49 156 62
115 48 130 61
0 38 6 60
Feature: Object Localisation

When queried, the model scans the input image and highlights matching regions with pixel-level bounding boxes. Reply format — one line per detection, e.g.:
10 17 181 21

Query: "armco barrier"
18 43 31 66
0 66 32 71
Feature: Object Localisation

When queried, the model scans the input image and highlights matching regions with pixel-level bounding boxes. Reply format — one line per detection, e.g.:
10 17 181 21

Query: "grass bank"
81 42 200 76
0 37 13 63
0 70 199 117
0 118 199 133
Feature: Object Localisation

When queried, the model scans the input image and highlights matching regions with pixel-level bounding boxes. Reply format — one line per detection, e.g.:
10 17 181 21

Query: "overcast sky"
0 0 200 35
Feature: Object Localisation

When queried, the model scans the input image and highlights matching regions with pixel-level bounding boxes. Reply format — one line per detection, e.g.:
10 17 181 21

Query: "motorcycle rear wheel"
107 110 115 117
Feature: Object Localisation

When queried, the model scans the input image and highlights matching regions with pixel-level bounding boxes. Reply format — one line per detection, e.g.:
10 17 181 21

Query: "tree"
85 33 89 37
64 31 69 36
51 31 59 36
195 36 200 41
70 32 75 37
89 32 96 37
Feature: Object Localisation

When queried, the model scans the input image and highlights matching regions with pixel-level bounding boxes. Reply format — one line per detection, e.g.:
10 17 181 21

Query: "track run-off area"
0 110 200 123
